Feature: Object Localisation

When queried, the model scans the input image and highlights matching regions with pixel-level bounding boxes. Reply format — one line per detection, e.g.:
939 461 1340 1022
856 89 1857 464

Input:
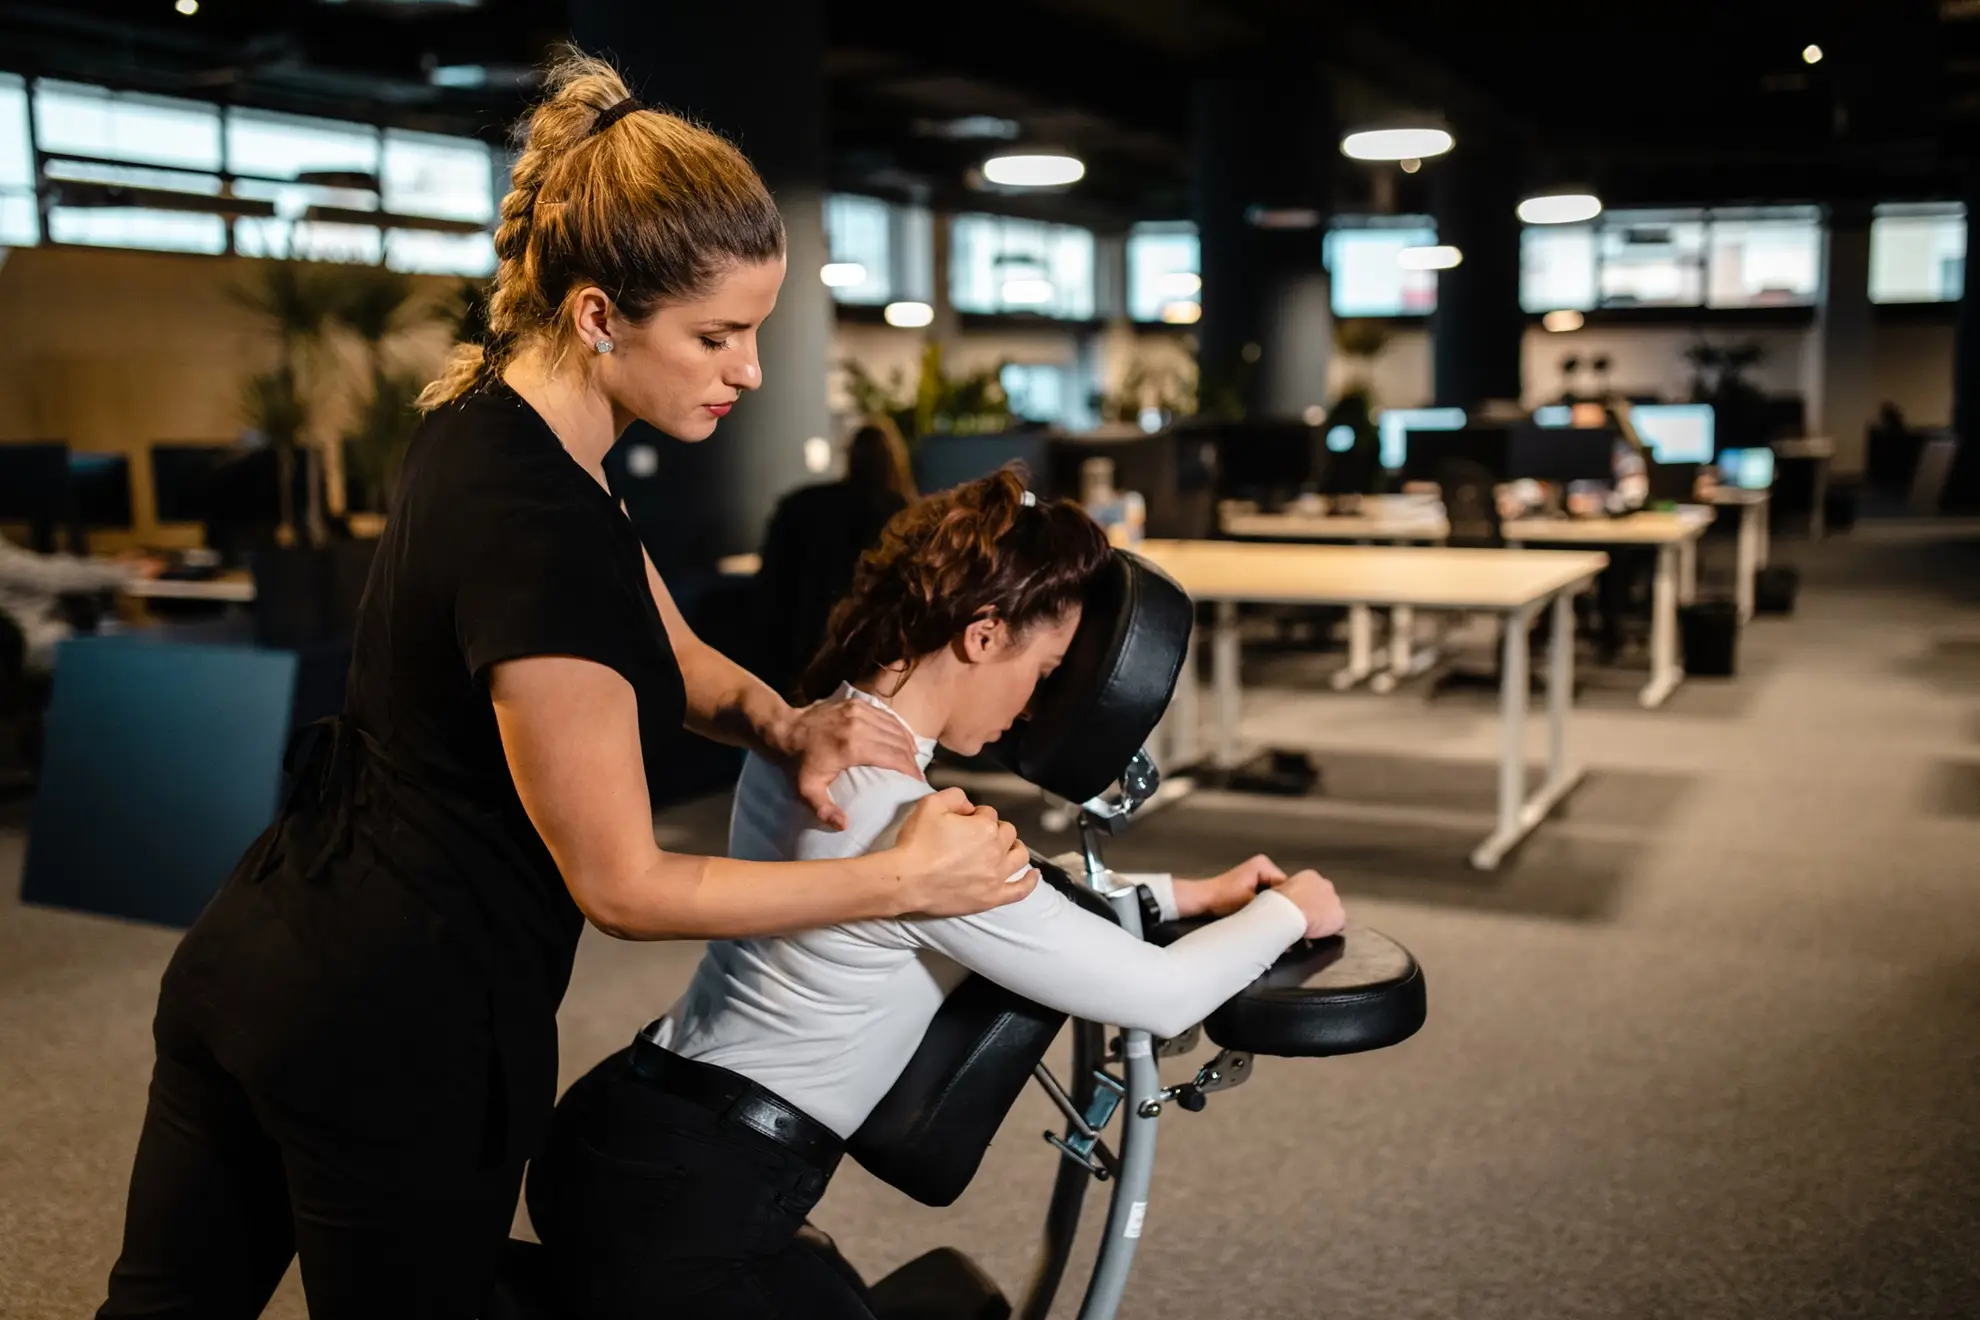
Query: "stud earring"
594 339 614 354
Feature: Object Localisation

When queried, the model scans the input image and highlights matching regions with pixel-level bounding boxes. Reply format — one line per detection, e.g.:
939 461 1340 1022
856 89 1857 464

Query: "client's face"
942 607 1082 756
609 256 786 442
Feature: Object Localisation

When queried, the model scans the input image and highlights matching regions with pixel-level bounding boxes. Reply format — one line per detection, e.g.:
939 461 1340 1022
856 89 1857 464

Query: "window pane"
1705 211 1821 307
382 129 494 223
385 227 495 275
47 206 226 255
949 213 1095 319
1325 220 1436 317
0 74 31 191
1127 222 1200 322
35 80 221 171
1870 204 1965 304
1520 225 1596 311
1597 212 1705 307
235 217 382 264
1001 363 1069 424
228 107 379 181
824 193 892 305
0 191 37 246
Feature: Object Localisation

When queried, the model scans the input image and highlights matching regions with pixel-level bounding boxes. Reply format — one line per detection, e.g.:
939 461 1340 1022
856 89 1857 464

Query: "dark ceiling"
0 0 1968 226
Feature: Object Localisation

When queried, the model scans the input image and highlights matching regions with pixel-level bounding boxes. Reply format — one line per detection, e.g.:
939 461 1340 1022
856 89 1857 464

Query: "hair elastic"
590 97 645 136
1020 489 1038 507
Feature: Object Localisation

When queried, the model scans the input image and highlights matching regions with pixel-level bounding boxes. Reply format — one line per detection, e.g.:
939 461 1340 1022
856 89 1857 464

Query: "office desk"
1502 509 1713 709
124 571 256 604
1708 489 1771 622
1134 540 1608 870
1220 501 1450 693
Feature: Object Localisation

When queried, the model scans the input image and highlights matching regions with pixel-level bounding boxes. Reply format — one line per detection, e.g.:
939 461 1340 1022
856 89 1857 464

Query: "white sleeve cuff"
1119 872 1178 923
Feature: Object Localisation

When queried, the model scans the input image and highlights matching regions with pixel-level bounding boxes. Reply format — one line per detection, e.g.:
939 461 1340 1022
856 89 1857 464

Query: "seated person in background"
0 531 162 675
757 416 917 696
527 470 1346 1320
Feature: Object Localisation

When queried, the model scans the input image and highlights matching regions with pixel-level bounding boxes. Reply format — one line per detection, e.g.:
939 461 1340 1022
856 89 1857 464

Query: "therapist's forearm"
580 847 906 941
674 636 800 758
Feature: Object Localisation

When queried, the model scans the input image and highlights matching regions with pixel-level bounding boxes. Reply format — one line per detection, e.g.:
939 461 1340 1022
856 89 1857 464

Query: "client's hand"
889 788 1037 917
1174 853 1287 918
778 697 926 830
1270 869 1347 941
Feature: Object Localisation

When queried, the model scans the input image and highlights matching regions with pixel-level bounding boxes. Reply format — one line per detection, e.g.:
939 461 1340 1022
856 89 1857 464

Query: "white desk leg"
1641 542 1684 709
1736 502 1759 623
1332 604 1376 690
1156 625 1202 770
1678 535 1698 606
1370 605 1413 694
1471 593 1587 871
1212 600 1243 769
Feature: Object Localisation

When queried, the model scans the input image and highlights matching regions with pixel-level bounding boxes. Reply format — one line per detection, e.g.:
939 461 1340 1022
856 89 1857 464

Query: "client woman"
526 471 1347 1318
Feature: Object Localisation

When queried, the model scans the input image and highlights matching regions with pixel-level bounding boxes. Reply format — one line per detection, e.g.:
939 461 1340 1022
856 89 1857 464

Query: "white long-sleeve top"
650 683 1306 1138
0 533 133 673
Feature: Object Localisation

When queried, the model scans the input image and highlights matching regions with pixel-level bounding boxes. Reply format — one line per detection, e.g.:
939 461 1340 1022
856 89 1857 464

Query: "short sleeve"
452 494 659 687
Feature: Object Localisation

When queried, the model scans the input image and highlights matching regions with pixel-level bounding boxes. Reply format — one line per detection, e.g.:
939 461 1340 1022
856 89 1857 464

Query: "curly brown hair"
797 467 1111 704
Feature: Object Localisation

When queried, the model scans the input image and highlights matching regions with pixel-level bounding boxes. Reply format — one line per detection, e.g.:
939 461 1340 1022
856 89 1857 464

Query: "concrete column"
1944 192 1980 511
1808 208 1875 477
1431 127 1523 409
1192 75 1334 421
570 0 832 559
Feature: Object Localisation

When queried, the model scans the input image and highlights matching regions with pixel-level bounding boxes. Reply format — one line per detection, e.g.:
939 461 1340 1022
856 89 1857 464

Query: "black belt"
626 1024 844 1175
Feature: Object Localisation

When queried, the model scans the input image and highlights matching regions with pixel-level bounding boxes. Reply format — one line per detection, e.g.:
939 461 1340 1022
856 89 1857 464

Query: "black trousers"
526 1048 877 1320
98 864 539 1319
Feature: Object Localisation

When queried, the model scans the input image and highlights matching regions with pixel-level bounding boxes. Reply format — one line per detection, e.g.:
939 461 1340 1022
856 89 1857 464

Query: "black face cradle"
986 550 1193 806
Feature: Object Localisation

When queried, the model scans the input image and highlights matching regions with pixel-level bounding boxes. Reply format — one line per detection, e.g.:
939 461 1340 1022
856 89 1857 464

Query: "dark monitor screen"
912 433 1053 498
0 442 72 523
69 452 133 529
1509 424 1615 484
150 443 233 524
1215 422 1320 501
1400 424 1513 483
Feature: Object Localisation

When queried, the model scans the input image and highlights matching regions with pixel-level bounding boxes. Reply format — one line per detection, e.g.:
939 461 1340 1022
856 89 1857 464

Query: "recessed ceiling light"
1160 301 1202 324
175 0 198 14
1518 192 1603 225
1341 128 1454 161
1542 309 1586 333
981 152 1084 188
1398 245 1463 271
820 262 867 288
883 301 934 328
1802 43 1824 64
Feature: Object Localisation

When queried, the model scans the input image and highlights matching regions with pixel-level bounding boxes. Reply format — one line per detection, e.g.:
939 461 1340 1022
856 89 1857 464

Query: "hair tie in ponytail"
590 97 645 136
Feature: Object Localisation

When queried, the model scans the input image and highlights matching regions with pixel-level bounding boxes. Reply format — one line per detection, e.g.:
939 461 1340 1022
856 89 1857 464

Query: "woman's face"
940 606 1083 757
601 256 786 442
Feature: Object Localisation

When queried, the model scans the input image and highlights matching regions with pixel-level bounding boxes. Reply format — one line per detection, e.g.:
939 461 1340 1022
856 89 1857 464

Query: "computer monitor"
1718 447 1776 491
1508 424 1616 484
1631 403 1716 465
1214 421 1321 507
68 452 133 530
1377 407 1466 470
0 442 74 552
150 443 233 524
1531 404 1572 428
1399 424 1513 484
913 433 1053 497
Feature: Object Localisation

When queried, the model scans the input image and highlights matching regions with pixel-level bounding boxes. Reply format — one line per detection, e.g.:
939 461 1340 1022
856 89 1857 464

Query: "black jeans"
527 1048 877 1320
98 867 536 1320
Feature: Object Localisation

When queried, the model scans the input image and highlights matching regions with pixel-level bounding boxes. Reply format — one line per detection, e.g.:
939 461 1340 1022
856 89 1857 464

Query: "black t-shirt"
336 376 686 1014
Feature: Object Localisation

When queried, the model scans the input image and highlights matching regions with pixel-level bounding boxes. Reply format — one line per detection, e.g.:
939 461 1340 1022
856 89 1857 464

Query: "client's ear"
955 611 1006 665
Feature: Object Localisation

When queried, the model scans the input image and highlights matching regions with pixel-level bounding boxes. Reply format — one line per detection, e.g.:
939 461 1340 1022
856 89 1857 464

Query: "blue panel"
21 635 299 928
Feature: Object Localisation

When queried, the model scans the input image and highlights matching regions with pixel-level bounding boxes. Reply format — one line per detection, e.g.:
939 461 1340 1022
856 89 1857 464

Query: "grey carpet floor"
5 524 1980 1319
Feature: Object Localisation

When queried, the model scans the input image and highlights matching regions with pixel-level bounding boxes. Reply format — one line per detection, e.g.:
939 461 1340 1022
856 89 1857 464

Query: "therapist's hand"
778 698 926 830
889 789 1037 917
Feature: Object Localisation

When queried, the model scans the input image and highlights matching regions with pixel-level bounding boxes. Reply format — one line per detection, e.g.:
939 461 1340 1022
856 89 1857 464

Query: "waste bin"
1680 600 1740 677
1754 565 1799 616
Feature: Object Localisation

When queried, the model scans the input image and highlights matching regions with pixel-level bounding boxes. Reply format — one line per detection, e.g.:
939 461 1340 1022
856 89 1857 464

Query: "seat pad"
1152 920 1427 1058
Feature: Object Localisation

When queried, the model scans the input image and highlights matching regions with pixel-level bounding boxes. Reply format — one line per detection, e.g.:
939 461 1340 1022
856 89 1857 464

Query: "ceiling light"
981 152 1085 188
1156 271 1202 298
1802 43 1824 64
1518 192 1603 225
820 262 867 288
1399 157 1422 174
1542 309 1585 333
1245 206 1321 229
883 300 934 328
1398 245 1463 271
1002 277 1055 305
175 0 198 13
1341 128 1454 162
1160 301 1202 325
